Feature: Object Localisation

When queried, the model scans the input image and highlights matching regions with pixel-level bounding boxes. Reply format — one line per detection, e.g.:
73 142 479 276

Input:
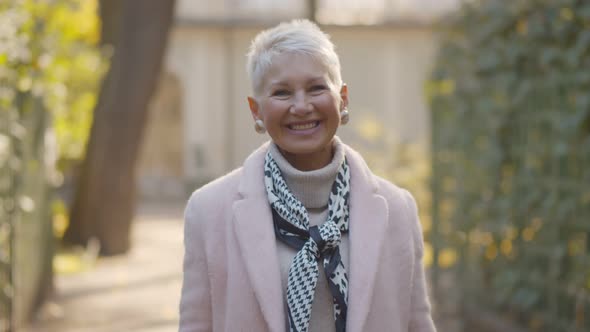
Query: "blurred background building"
137 0 461 199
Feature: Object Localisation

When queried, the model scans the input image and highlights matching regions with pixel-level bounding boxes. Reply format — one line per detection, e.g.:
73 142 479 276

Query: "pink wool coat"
179 142 436 332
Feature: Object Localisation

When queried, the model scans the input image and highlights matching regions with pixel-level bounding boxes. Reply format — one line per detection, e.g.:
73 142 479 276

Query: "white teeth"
291 122 318 130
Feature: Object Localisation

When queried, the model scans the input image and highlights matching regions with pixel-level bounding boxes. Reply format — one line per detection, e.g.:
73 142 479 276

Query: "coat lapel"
232 143 286 332
344 146 389 332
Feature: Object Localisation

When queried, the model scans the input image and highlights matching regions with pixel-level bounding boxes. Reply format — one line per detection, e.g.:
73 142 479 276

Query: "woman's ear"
340 84 349 110
247 96 260 120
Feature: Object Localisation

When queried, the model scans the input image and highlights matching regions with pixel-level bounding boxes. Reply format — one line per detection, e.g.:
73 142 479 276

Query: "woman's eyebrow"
269 77 326 86
269 81 288 87
308 77 326 82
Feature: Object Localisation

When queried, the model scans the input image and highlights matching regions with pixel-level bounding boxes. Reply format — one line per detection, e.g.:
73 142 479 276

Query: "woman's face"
248 53 348 170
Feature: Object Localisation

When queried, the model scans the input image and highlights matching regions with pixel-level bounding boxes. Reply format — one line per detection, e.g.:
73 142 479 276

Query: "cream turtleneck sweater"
269 137 350 332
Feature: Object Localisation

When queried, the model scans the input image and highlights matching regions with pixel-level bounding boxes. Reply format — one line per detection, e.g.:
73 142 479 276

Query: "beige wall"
173 0 458 25
137 72 185 199
155 24 439 188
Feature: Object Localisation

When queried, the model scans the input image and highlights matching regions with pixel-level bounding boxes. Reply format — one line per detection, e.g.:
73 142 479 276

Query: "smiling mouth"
288 121 320 131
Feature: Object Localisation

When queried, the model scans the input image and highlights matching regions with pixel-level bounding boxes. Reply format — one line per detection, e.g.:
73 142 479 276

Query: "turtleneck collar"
268 137 345 209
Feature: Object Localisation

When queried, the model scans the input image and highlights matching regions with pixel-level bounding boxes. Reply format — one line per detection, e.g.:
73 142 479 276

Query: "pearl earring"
340 108 350 125
254 119 266 134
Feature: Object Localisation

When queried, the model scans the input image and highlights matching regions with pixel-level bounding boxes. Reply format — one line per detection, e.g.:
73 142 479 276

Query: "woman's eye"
272 89 290 97
310 85 327 92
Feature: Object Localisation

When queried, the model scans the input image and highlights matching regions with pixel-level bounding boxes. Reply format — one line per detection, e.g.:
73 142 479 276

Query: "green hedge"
0 1 105 329
429 0 590 331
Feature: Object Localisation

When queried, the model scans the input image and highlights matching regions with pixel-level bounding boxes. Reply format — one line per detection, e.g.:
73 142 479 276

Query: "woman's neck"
269 138 345 208
277 144 334 171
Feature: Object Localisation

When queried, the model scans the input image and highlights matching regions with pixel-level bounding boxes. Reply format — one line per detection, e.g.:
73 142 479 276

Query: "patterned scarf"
264 151 351 332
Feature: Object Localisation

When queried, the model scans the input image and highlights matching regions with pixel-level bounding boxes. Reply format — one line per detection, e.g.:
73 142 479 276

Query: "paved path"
24 203 186 332
24 202 460 332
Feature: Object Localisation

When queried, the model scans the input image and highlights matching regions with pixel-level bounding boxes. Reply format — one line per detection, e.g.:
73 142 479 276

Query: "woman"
179 19 436 332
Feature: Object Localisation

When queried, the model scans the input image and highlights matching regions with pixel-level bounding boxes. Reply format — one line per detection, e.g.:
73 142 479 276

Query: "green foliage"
0 0 107 168
429 0 590 330
0 0 106 326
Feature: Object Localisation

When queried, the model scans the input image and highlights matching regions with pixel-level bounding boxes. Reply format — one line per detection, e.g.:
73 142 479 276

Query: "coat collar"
232 141 388 332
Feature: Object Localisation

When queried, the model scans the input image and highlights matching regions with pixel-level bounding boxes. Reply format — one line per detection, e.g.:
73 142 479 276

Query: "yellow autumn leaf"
423 242 433 268
53 253 89 275
438 248 457 268
357 117 383 142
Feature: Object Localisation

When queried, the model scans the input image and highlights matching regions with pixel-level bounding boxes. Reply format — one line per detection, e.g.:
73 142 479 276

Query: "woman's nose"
290 91 312 115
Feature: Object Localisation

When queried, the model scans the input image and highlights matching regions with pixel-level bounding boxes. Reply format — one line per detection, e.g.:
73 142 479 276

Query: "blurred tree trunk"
64 0 176 255
307 0 317 21
99 0 125 47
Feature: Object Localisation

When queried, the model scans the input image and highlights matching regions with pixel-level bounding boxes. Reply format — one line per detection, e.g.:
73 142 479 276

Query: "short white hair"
246 19 343 97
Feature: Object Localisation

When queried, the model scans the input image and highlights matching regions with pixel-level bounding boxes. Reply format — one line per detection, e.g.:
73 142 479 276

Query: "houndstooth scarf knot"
306 223 341 260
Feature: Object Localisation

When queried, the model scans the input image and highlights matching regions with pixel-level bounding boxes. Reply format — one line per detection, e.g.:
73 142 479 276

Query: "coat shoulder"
184 168 243 222
373 175 424 242
373 175 413 207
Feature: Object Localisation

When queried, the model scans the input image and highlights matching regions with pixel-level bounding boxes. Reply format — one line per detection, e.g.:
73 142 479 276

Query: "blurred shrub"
0 0 106 327
0 0 107 173
429 0 590 331
0 0 107 234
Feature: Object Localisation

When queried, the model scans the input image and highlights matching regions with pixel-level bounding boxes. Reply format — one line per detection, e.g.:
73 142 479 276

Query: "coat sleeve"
179 194 213 332
403 190 437 332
